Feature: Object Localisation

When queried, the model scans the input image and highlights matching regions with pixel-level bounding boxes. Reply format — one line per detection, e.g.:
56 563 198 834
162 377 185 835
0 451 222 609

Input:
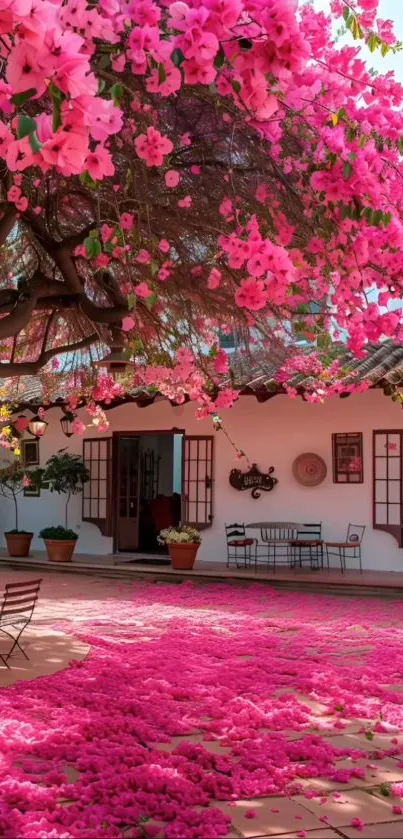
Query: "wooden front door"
116 436 140 551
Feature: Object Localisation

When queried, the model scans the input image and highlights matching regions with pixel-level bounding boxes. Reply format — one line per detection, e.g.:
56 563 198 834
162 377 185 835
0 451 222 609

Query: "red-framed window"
332 432 363 484
373 430 403 548
82 438 113 537
183 436 214 529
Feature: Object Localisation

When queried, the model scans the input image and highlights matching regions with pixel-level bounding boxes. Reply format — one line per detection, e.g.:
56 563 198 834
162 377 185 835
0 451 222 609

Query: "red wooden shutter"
82 438 113 536
183 435 214 529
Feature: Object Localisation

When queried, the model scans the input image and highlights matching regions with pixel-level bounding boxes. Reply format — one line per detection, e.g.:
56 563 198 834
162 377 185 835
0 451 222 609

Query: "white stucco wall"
2 388 403 571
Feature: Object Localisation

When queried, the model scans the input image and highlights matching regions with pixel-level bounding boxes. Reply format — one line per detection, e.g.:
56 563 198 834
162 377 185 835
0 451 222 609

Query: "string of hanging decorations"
211 412 252 468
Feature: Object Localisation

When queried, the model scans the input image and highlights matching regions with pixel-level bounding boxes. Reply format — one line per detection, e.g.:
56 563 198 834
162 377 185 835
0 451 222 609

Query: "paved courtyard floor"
1 570 403 838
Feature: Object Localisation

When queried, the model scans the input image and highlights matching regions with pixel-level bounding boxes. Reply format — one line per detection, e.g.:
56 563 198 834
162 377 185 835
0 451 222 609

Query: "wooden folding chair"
0 578 42 668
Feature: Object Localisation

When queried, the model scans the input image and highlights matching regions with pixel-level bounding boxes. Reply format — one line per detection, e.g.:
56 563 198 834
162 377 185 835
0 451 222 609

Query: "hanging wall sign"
229 463 278 499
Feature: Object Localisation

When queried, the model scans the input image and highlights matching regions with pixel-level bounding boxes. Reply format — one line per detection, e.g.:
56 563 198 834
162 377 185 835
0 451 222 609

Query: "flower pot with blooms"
158 525 201 570
0 461 43 557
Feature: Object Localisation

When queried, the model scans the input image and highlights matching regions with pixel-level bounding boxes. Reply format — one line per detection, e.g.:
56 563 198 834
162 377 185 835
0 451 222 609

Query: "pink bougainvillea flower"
135 282 153 298
84 146 115 180
235 278 267 311
214 349 229 375
165 169 180 188
135 126 173 167
351 819 365 831
178 195 192 208
120 212 135 231
207 268 222 290
122 315 135 332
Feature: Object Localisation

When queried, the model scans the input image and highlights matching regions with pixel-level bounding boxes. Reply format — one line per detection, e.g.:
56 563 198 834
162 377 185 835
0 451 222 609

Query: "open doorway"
114 432 183 556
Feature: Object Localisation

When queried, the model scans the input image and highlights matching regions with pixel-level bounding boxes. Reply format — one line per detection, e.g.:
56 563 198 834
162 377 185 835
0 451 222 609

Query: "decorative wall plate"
292 453 327 487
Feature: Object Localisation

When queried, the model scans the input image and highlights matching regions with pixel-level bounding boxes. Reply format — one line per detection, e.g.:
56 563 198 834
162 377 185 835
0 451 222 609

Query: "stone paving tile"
270 832 339 839
215 796 324 838
295 789 403 828
298 757 403 791
153 733 232 754
320 734 399 754
339 821 403 838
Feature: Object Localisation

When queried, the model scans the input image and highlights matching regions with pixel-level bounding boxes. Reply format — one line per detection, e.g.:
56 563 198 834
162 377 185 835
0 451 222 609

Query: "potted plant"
0 461 43 557
39 526 79 563
158 525 201 570
40 449 89 562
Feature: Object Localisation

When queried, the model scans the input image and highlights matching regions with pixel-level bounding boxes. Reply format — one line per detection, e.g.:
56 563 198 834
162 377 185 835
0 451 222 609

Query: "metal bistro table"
246 521 302 571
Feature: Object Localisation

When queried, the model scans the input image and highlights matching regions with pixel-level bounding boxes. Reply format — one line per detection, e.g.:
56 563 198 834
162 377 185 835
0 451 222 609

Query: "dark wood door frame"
112 429 185 553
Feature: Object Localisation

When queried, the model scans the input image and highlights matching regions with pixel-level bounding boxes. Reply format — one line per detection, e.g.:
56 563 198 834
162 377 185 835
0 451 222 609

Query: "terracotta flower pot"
168 543 199 570
5 532 33 558
44 539 76 563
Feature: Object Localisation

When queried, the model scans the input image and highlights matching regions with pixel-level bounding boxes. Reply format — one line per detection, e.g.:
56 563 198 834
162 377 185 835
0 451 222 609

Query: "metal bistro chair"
225 524 257 568
0 578 42 668
290 523 324 570
256 524 297 571
325 524 365 574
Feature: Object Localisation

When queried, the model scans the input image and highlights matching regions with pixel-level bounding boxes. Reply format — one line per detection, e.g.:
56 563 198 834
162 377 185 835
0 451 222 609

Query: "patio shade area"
1 571 403 838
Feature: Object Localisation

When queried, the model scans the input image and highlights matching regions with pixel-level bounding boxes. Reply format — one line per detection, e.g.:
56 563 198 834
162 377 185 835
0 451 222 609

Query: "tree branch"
0 334 98 378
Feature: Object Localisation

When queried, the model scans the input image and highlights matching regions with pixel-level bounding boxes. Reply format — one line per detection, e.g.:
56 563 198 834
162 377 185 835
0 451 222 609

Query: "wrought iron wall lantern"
229 463 278 499
60 407 77 438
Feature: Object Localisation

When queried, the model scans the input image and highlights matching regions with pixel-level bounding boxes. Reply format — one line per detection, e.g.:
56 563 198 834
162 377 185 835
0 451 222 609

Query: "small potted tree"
158 525 201 570
0 461 43 557
40 450 89 562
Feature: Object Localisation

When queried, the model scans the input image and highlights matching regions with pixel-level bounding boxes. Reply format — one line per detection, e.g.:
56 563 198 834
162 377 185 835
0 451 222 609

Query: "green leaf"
133 338 144 354
365 730 374 741
368 32 379 53
214 47 225 69
84 237 102 259
343 6 350 21
364 207 373 223
232 80 241 94
79 171 97 189
343 161 353 179
127 292 136 311
98 78 106 94
382 212 392 226
151 261 159 277
146 292 158 311
11 88 37 107
158 63 166 83
372 209 384 226
381 42 390 57
29 132 43 154
110 83 123 106
17 115 37 140
171 48 185 68
51 95 62 132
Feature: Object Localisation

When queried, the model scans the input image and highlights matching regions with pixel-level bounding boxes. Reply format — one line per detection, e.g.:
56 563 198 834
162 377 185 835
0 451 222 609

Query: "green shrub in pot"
0 461 43 557
40 450 88 562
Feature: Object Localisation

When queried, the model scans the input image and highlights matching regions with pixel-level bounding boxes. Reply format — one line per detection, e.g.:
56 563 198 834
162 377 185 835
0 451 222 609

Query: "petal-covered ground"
1 572 403 839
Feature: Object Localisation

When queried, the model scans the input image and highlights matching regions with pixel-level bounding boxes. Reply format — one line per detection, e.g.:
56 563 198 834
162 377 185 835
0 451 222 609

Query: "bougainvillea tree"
0 0 402 427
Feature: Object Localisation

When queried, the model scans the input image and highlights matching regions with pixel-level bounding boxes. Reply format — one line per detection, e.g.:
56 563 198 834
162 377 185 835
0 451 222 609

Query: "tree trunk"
13 491 18 531
65 491 71 529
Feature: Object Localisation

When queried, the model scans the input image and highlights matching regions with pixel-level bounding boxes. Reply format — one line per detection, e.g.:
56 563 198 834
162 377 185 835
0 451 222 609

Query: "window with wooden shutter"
82 438 112 536
373 430 403 547
183 435 214 529
332 432 363 483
